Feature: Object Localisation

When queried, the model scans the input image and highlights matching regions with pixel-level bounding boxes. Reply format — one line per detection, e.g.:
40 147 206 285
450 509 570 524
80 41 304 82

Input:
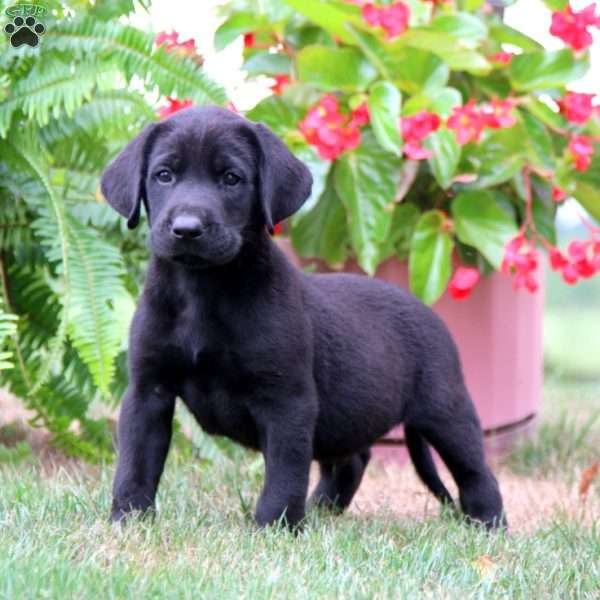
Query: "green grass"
1 457 599 599
1 382 600 600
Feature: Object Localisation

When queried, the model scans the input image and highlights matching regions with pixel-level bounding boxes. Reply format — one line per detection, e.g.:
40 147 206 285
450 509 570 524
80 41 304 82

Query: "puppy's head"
100 106 312 268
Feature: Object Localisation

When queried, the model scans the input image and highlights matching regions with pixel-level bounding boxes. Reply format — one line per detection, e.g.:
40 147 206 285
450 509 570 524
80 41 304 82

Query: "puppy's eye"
223 172 241 186
155 169 174 184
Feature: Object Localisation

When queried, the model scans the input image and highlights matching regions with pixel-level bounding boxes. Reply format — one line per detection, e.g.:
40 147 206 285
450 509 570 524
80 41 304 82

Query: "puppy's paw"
110 502 155 525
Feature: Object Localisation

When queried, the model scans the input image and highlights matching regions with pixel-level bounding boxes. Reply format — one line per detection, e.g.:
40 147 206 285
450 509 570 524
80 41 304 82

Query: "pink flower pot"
277 237 543 463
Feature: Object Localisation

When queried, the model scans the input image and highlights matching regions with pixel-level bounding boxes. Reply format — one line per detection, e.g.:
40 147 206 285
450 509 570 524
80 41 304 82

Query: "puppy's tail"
404 425 454 506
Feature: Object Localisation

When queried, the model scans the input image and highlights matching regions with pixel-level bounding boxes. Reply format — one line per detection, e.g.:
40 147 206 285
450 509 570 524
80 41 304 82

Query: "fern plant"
0 0 227 460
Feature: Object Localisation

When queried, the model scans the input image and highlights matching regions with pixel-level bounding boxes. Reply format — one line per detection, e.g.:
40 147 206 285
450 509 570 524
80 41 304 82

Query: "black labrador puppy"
101 106 505 529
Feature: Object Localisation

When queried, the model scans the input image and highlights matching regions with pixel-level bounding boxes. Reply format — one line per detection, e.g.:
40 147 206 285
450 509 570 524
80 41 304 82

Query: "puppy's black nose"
172 215 204 240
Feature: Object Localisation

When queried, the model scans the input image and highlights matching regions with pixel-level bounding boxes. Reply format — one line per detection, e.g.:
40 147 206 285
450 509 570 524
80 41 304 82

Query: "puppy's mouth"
151 223 243 268
172 254 204 267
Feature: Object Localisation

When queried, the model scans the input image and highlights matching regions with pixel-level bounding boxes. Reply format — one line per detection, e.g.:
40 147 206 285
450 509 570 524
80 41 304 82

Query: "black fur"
101 106 506 530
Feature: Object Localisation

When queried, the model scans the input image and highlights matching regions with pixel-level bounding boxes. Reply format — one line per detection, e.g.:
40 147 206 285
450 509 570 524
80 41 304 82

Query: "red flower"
448 266 480 300
549 247 569 271
568 134 595 172
447 100 486 145
558 91 596 124
550 3 600 52
350 102 370 127
400 111 441 160
155 31 178 49
273 222 283 236
157 97 193 118
552 186 567 203
501 234 539 293
569 240 597 278
270 74 289 95
514 272 539 292
300 95 365 161
480 98 517 129
562 262 580 284
490 51 514 64
362 2 410 40
243 32 255 48
549 240 599 284
155 30 196 54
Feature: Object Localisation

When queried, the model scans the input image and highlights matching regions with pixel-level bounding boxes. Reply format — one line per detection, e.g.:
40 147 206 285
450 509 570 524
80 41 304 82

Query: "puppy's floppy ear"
100 122 160 229
253 122 313 233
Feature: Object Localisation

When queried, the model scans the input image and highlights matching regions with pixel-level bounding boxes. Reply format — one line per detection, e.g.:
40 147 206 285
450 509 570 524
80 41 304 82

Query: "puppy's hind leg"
309 449 371 514
418 388 506 530
404 425 454 507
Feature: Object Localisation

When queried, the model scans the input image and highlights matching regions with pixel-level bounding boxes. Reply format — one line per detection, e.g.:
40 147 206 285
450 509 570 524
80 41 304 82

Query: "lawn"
1 379 599 600
1 256 599 599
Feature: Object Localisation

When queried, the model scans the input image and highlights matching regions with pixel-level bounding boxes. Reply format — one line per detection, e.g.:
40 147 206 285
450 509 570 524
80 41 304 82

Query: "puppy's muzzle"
171 214 204 240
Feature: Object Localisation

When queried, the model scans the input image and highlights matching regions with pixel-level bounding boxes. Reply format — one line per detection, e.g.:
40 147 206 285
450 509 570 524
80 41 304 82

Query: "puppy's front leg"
252 397 316 529
111 384 175 522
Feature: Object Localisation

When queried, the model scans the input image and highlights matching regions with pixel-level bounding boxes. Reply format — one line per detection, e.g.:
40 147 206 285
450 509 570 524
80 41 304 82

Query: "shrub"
0 0 225 459
217 0 600 303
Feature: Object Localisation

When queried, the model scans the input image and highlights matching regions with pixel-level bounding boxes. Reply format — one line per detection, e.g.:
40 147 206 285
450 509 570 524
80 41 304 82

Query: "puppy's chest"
170 309 263 447
168 304 266 393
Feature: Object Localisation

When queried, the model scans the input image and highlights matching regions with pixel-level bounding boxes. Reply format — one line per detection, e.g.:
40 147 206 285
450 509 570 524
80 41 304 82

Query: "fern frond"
0 297 17 371
41 17 227 105
0 131 70 394
0 58 122 137
0 195 32 251
40 90 156 146
4 262 61 356
61 216 134 395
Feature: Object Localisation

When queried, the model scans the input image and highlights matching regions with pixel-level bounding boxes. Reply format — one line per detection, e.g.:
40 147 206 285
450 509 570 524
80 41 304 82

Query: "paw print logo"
4 14 45 47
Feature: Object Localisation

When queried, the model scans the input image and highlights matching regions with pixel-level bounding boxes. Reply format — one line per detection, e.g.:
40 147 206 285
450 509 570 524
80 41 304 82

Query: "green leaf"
284 23 336 48
63 217 134 394
509 49 589 91
403 87 462 119
42 17 227 106
0 300 17 371
347 25 449 93
368 81 402 156
424 128 461 190
0 58 121 137
0 131 70 395
573 153 600 223
391 29 491 74
489 23 543 52
459 0 485 10
409 210 453 305
429 13 488 49
392 48 450 94
246 96 303 136
290 144 331 216
451 190 518 268
214 12 263 51
461 126 527 189
531 195 557 246
334 131 402 274
542 0 568 10
574 183 600 223
520 109 555 170
378 202 420 262
297 45 377 92
291 177 349 265
282 0 362 44
522 97 567 130
243 52 291 76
